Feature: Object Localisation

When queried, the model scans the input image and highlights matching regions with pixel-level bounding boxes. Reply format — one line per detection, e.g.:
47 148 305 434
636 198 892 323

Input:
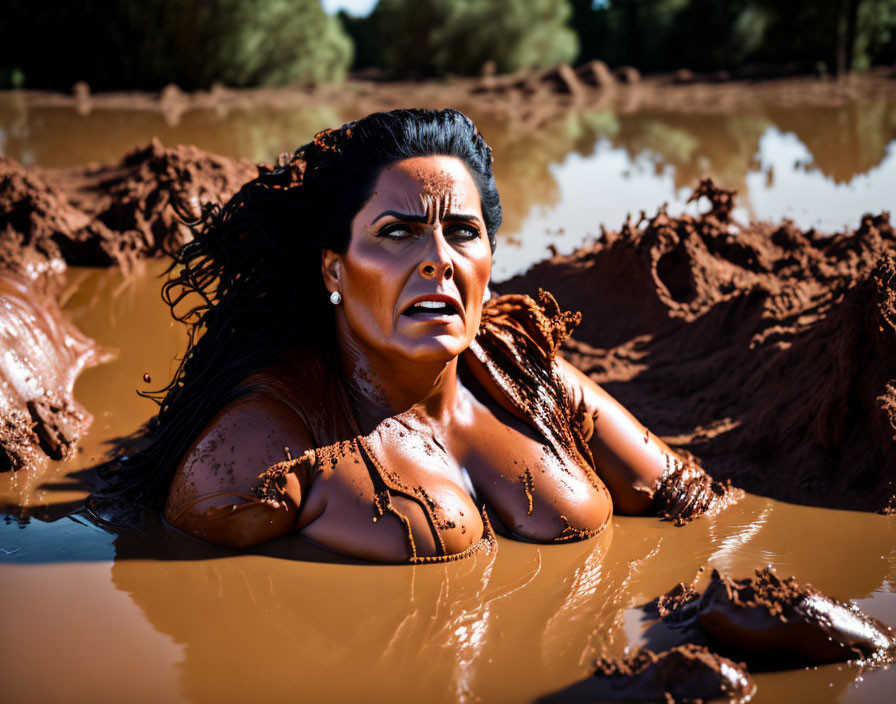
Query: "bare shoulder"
164 393 314 535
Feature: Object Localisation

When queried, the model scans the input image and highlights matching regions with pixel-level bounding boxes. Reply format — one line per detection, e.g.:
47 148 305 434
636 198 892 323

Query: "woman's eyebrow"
371 210 483 225
442 213 483 225
372 210 428 224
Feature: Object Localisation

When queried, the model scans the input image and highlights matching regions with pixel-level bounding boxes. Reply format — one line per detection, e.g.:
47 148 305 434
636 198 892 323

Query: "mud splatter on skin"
413 166 457 223
520 467 535 515
252 433 495 564
469 291 592 481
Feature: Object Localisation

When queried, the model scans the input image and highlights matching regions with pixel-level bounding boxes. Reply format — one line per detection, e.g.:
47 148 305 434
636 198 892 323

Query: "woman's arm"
164 395 316 548
555 357 688 515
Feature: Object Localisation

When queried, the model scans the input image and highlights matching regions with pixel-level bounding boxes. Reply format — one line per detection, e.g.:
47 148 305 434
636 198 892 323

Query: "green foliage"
572 0 896 74
0 0 352 90
368 0 579 77
855 0 896 68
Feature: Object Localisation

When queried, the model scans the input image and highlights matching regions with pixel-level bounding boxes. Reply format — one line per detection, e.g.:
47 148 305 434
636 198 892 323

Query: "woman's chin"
389 333 468 365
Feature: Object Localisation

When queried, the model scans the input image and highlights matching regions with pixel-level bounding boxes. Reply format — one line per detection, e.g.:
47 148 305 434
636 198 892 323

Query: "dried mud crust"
0 138 255 276
505 179 896 513
655 568 896 666
591 644 755 704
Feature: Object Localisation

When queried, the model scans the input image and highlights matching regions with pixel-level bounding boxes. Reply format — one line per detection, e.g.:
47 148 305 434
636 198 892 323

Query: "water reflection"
2 97 893 278
106 525 622 703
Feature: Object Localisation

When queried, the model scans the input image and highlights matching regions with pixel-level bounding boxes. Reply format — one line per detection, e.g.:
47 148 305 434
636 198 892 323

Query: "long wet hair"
100 108 502 508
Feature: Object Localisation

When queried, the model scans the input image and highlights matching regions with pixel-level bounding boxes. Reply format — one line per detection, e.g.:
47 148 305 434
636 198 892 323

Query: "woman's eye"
447 225 480 241
378 224 413 240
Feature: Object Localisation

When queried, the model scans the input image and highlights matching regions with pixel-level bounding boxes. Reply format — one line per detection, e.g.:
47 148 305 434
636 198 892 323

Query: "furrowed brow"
371 210 429 224
442 213 482 225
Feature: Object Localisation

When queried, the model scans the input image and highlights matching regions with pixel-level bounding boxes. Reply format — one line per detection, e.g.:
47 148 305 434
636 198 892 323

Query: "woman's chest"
447 397 607 540
297 421 487 563
298 398 608 561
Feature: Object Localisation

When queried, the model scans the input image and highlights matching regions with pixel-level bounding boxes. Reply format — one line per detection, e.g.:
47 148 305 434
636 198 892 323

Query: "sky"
321 0 377 16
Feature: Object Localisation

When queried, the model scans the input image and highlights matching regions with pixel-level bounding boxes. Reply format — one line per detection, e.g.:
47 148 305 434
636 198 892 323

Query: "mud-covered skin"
694 568 896 664
164 156 736 561
164 289 742 561
542 645 755 704
165 293 615 561
0 273 109 471
644 461 744 525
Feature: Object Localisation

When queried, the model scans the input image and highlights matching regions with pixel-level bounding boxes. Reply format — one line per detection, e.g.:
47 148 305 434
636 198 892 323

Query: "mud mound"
0 139 255 274
503 179 896 512
541 644 755 703
651 567 896 666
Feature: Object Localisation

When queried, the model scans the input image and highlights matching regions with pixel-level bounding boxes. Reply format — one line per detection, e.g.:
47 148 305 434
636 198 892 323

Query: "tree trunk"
836 0 861 76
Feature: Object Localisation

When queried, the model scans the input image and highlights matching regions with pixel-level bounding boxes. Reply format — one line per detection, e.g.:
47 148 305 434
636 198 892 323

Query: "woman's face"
323 156 492 366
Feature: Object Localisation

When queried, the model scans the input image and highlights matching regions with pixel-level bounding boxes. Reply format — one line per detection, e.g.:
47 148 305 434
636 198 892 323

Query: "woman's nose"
418 231 454 280
419 260 453 280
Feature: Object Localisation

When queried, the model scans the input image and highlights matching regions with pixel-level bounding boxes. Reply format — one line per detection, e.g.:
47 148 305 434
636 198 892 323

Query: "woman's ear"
321 249 341 293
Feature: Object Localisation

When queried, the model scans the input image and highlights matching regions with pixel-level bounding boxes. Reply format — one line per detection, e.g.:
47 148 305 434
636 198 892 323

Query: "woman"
103 109 736 563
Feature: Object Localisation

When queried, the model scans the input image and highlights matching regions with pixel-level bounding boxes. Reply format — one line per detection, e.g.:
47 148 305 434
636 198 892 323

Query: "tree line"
2 0 894 90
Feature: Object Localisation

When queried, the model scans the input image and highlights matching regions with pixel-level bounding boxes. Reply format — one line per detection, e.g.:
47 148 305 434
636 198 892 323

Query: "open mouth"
402 299 460 317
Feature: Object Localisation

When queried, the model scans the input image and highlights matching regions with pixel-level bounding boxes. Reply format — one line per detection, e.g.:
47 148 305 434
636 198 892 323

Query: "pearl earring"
329 290 342 305
482 286 490 305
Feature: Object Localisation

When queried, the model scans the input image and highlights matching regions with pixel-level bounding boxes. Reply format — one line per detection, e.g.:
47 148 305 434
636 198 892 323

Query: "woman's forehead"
362 156 482 217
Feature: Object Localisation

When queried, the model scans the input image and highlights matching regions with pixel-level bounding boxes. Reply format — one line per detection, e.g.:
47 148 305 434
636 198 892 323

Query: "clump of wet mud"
650 567 896 668
642 459 744 525
0 274 111 471
1 138 255 275
505 179 896 513
542 644 755 704
560 567 895 703
694 568 896 665
592 645 755 704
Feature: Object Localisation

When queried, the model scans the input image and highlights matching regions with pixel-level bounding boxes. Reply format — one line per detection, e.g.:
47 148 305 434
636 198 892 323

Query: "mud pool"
1 92 895 703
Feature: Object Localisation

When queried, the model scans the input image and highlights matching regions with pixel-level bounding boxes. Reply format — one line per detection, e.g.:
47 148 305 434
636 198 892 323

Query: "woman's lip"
400 293 464 317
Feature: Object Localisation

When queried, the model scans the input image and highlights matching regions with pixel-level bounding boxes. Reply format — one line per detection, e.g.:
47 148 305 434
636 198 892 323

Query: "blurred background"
2 0 895 89
1 0 895 278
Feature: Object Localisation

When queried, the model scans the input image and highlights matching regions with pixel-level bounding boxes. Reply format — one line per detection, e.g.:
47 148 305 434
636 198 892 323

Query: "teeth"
417 300 446 309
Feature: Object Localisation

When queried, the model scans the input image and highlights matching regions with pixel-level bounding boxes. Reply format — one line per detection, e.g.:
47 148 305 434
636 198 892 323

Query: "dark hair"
100 108 502 507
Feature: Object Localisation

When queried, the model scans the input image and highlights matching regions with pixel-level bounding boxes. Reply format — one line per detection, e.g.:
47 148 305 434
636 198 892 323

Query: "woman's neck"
336 331 461 434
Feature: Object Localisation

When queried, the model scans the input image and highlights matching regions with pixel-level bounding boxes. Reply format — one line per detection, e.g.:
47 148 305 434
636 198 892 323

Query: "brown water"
2 93 894 277
1 95 896 703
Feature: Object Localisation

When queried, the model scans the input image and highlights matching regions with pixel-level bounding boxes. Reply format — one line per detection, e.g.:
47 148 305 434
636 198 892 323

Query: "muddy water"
2 95 894 279
1 96 896 702
1 261 895 703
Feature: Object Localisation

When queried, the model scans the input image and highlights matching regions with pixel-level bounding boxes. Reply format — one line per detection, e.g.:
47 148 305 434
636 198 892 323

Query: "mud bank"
0 139 255 275
503 180 896 513
14 66 896 121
